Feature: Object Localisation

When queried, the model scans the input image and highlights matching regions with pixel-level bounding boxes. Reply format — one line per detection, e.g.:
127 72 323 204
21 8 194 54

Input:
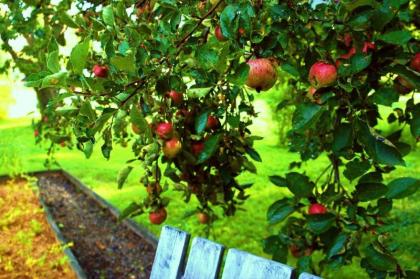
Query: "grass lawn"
0 98 419 278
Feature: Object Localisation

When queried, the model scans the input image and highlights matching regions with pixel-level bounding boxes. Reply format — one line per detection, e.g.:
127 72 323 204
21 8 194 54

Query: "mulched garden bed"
0 179 76 279
35 172 156 279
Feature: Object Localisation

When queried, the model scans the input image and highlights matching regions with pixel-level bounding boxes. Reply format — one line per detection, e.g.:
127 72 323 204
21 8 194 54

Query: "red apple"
308 203 327 215
60 141 66 147
206 115 220 130
197 212 210 224
191 141 205 155
155 122 173 139
149 208 167 225
163 138 182 158
410 53 420 72
215 25 226 41
238 28 245 36
34 130 39 137
362 42 375 54
92 65 108 78
340 47 356 60
289 245 301 258
309 61 337 88
246 58 278 92
344 33 352 48
167 90 183 105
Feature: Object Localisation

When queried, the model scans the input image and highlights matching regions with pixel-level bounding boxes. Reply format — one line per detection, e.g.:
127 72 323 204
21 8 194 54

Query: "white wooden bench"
150 226 321 279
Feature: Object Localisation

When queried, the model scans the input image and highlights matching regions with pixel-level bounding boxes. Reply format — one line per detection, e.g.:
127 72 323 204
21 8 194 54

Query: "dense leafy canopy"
1 0 419 277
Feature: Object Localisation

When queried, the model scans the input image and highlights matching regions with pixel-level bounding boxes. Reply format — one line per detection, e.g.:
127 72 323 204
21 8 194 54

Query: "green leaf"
285 172 314 199
130 106 152 141
269 175 287 187
188 87 212 99
263 236 288 263
410 103 420 137
220 5 238 39
281 63 300 78
117 166 133 189
375 140 405 166
197 134 221 164
245 147 262 162
386 177 419 199
70 39 90 74
327 233 348 258
41 72 67 88
343 159 370 181
196 46 219 70
369 87 399 106
83 141 94 159
91 109 116 135
332 122 353 153
355 183 388 201
342 0 376 12
307 213 335 234
23 71 50 87
364 244 397 271
339 54 371 76
389 64 420 89
243 160 257 173
292 103 322 131
110 53 136 73
102 5 115 26
195 111 209 134
379 30 411 45
267 198 295 225
228 63 250 85
119 202 143 220
118 41 130 56
47 50 60 73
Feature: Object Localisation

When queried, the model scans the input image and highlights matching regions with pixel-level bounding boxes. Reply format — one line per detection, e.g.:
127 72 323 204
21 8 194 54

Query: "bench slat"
221 249 294 279
299 272 322 279
183 237 224 279
150 226 190 279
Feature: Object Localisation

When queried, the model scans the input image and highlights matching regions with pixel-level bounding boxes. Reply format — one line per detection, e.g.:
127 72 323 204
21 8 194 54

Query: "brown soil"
0 179 76 279
36 172 156 279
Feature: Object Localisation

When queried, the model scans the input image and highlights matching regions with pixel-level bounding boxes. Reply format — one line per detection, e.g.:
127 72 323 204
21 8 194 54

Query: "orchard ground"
0 93 419 278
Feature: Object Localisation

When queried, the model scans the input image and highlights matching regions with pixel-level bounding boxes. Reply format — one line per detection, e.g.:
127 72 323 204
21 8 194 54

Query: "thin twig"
176 0 224 49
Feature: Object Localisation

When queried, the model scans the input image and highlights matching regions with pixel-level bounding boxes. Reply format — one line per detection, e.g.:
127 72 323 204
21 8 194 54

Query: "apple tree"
1 0 419 277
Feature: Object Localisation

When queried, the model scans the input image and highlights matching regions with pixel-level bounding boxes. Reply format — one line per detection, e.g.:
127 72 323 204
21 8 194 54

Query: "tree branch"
176 0 224 49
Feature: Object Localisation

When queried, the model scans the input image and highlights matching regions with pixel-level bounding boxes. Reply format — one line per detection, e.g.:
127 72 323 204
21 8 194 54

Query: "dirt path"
36 172 155 279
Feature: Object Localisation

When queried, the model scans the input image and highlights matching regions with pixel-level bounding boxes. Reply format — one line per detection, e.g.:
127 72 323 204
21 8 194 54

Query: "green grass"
0 98 419 277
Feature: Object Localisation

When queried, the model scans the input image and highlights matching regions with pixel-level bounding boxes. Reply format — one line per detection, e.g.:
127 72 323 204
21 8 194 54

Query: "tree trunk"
35 87 57 115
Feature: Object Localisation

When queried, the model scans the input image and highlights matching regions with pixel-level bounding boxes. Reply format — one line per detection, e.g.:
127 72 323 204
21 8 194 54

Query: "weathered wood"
221 248 294 279
299 272 322 279
183 237 224 279
150 226 190 279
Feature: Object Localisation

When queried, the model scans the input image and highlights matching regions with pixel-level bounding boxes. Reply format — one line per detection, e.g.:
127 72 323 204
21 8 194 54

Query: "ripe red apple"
191 141 205 155
309 61 337 88
167 90 183 105
155 122 173 139
308 203 327 215
289 245 301 258
197 212 210 224
238 28 245 37
340 47 356 60
362 42 375 54
206 115 220 130
34 129 39 137
215 25 226 41
163 138 182 158
246 58 278 92
344 33 352 48
410 53 420 72
60 141 66 147
92 65 108 78
149 208 167 225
